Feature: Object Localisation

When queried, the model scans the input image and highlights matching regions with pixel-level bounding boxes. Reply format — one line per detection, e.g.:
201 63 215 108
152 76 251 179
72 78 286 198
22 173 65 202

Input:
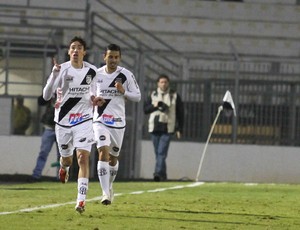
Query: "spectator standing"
144 74 184 181
31 95 59 181
13 95 31 135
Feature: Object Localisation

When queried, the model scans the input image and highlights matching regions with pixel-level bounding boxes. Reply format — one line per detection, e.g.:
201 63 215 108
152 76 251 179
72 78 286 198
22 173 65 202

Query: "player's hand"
176 131 181 139
115 81 125 94
92 96 106 107
52 57 61 72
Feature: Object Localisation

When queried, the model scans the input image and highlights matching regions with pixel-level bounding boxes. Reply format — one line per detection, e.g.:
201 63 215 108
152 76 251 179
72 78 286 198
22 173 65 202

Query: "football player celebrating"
92 44 141 205
43 36 97 214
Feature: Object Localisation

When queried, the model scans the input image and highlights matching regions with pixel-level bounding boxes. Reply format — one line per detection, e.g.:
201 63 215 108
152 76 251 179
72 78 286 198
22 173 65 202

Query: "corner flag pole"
195 90 236 182
195 105 223 182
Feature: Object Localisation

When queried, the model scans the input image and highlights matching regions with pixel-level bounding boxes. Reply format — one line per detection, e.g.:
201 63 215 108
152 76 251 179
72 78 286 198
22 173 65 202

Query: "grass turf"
0 181 300 229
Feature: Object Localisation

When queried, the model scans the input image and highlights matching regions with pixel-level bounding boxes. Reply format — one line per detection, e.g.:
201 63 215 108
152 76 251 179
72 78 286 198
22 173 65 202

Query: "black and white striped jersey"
92 65 141 129
43 61 97 127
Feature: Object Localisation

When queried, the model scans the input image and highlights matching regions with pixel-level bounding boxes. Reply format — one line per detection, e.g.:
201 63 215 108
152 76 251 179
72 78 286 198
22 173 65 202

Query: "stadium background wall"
1 136 300 184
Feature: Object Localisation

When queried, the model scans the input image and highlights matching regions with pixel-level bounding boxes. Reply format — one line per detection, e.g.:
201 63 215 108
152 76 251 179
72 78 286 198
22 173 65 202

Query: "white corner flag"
195 90 236 181
222 90 236 117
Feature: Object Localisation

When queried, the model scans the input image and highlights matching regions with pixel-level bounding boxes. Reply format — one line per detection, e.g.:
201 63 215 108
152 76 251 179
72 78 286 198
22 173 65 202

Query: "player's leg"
54 140 60 178
98 145 111 205
56 125 73 183
108 155 118 203
93 122 112 205
73 120 94 213
108 127 124 202
77 149 90 178
75 149 90 213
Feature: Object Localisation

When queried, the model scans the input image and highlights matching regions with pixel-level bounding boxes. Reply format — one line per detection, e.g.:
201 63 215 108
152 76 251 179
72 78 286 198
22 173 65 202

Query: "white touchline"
0 182 204 215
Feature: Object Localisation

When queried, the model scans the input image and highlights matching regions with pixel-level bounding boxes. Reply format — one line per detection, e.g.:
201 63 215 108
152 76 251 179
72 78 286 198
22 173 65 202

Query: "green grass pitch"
1 181 300 229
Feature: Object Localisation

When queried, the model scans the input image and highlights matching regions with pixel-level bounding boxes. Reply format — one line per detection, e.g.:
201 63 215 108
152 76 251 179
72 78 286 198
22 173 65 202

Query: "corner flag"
222 90 236 117
195 90 236 181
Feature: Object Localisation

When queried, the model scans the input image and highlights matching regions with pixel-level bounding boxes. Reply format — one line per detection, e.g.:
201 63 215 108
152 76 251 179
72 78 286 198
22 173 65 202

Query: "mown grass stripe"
0 182 204 215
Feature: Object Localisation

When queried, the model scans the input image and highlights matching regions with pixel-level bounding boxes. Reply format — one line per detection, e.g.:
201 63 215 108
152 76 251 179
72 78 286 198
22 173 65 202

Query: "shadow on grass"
116 213 267 227
164 208 292 220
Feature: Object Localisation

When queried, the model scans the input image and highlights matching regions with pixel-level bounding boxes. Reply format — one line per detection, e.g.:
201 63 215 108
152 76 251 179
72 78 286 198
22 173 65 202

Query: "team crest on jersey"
86 75 92 84
66 75 74 82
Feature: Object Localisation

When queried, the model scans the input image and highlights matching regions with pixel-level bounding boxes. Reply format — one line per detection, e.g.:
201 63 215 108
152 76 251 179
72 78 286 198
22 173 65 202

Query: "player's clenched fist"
91 96 106 107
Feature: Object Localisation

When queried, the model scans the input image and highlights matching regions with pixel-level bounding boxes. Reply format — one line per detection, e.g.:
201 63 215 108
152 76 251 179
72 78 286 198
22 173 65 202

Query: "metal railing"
142 60 300 146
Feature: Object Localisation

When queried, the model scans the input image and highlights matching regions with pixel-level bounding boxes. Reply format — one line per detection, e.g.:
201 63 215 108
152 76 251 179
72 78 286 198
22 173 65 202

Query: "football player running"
43 36 101 214
92 44 141 205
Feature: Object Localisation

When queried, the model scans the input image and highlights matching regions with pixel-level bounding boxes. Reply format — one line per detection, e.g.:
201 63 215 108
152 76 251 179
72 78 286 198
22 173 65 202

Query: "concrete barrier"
1 136 300 184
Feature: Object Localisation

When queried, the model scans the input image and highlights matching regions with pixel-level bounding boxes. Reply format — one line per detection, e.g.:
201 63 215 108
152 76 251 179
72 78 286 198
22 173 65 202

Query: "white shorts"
93 122 125 157
55 120 94 157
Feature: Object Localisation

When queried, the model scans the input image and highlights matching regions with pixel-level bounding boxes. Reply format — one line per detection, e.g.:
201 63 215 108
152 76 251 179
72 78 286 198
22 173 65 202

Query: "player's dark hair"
69 36 87 50
157 74 170 83
106 44 121 56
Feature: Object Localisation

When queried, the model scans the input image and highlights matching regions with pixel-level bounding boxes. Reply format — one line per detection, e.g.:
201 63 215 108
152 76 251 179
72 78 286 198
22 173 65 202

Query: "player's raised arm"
52 57 61 72
43 57 61 101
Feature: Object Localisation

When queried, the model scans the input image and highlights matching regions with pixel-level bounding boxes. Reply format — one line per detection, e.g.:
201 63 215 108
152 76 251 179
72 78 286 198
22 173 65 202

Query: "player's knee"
77 150 89 167
109 155 118 166
99 146 109 152
99 146 110 161
61 156 72 167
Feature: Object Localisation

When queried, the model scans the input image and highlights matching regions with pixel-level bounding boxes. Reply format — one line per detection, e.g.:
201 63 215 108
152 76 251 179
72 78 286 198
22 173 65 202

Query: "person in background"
13 95 31 135
30 95 59 182
92 44 141 205
144 74 184 182
43 36 99 214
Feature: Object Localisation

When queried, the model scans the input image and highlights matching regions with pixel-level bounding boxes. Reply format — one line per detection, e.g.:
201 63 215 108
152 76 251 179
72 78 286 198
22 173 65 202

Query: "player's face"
68 41 86 64
158 78 169 92
104 50 120 73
